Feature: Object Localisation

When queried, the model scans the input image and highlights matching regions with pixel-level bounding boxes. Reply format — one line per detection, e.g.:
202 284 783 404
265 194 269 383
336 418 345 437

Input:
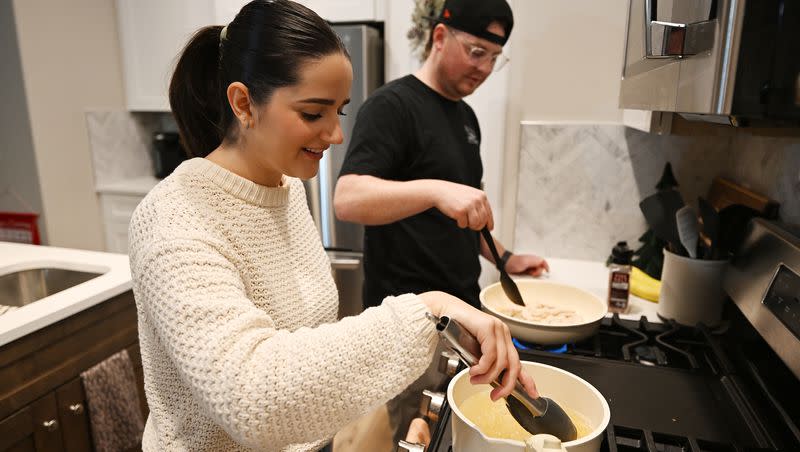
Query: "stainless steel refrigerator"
304 24 383 318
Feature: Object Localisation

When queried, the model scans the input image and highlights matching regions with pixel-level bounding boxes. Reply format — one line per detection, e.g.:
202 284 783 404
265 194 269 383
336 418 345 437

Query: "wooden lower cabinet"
55 378 92 452
0 291 146 451
0 392 61 452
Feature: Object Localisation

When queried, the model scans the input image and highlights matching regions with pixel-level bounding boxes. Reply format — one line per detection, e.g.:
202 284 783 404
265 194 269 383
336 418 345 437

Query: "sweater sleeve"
131 238 438 450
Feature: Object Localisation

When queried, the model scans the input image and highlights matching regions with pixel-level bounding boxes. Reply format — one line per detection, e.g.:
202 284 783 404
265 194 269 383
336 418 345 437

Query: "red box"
0 212 41 244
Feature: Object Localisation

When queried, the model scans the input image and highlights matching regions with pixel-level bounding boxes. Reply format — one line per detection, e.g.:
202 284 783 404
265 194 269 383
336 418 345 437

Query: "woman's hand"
404 418 431 447
419 291 539 402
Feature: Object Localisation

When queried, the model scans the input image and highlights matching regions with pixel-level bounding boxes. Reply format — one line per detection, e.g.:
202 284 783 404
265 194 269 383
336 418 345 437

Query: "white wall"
383 0 419 82
501 0 630 246
0 0 46 244
12 0 127 250
511 0 629 123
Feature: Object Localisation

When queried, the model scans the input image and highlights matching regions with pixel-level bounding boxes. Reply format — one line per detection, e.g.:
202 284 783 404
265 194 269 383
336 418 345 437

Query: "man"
334 0 549 444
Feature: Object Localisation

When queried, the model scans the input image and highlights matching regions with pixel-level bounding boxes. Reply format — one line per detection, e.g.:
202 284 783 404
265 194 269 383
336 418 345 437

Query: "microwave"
619 0 800 127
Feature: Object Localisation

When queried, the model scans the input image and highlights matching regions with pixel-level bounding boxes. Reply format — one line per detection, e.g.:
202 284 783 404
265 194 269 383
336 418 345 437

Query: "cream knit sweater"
128 158 438 452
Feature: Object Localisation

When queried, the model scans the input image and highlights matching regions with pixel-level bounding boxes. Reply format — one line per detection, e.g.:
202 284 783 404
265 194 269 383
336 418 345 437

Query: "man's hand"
505 254 550 277
432 180 494 231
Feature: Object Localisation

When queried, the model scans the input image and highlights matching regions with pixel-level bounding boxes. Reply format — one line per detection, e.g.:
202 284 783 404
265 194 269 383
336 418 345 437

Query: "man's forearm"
334 175 439 225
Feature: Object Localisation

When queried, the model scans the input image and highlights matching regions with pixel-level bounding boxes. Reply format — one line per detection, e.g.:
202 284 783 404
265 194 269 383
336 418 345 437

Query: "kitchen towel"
80 349 145 452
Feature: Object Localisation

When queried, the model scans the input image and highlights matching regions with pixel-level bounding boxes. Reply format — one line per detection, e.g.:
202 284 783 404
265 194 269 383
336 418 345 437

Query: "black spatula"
639 190 687 255
481 227 525 306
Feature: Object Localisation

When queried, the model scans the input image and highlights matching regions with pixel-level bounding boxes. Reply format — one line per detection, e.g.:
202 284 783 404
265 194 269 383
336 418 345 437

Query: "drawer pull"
69 403 85 415
42 419 58 431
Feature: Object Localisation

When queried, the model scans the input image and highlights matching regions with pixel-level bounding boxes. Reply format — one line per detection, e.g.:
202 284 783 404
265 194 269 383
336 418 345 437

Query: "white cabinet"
116 0 215 111
214 0 382 23
99 194 146 253
295 0 381 22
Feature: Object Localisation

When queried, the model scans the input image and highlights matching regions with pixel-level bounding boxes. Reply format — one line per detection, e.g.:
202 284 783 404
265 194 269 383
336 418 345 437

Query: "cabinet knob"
42 419 58 432
69 403 85 415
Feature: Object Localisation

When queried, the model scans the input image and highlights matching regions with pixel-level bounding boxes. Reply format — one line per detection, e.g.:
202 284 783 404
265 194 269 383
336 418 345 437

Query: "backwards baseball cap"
434 0 514 46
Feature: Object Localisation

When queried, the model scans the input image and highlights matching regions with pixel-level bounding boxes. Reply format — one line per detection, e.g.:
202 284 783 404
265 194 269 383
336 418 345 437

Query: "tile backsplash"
86 111 176 186
514 124 800 261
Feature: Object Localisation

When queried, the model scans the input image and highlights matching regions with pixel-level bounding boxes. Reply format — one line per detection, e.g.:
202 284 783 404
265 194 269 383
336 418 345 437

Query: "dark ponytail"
169 0 349 157
169 26 224 159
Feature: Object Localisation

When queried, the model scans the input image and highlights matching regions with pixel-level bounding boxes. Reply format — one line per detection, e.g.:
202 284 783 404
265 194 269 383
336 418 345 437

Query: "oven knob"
397 440 426 452
437 349 460 377
419 389 445 422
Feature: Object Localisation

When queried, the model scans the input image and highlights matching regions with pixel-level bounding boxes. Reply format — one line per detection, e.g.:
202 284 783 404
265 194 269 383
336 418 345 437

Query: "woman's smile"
302 146 328 160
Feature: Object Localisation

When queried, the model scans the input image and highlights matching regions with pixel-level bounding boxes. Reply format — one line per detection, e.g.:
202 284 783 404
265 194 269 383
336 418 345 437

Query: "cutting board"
707 177 780 218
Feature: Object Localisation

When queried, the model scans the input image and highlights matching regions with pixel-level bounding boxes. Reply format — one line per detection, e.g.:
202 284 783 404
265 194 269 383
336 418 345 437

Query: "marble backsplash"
86 111 176 186
514 123 800 261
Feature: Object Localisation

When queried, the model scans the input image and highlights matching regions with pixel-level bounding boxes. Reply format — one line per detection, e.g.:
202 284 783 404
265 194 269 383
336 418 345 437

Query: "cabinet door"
102 221 131 254
116 0 215 110
99 194 145 253
296 0 376 22
0 393 63 452
55 379 91 452
214 0 378 23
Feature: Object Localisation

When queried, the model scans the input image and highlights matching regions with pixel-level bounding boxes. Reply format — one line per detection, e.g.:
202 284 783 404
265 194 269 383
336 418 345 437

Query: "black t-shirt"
339 75 483 309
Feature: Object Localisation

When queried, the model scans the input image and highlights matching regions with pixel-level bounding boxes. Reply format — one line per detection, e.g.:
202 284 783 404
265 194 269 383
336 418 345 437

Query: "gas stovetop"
425 312 800 452
515 314 719 371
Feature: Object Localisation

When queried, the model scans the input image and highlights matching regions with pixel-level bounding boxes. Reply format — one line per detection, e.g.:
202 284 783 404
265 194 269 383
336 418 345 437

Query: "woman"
128 1 537 451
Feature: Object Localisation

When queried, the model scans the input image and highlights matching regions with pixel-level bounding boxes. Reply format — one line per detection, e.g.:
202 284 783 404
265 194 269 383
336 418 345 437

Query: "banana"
630 266 661 302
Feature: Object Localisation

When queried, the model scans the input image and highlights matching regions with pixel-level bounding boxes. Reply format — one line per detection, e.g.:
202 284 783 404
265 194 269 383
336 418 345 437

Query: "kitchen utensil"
717 204 760 259
430 313 578 442
481 227 525 307
675 205 700 258
480 280 606 345
448 361 610 452
698 197 720 259
639 191 687 255
657 249 728 327
707 176 780 218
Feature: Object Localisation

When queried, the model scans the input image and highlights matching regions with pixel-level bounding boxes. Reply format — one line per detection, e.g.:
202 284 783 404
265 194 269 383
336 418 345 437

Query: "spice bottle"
608 241 633 313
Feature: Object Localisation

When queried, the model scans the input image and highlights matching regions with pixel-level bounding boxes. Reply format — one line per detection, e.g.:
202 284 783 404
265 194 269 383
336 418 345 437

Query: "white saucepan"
480 280 607 345
448 361 610 452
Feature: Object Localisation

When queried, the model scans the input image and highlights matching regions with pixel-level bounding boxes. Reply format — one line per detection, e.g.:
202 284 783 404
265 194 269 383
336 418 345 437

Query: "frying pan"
480 280 607 345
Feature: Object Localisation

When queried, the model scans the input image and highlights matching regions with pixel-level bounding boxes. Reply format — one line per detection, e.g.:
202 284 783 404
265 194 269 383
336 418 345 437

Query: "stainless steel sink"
0 268 103 307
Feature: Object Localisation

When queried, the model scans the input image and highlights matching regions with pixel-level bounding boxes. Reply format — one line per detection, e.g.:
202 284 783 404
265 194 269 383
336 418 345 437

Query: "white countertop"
0 242 132 347
96 176 160 196
514 256 660 323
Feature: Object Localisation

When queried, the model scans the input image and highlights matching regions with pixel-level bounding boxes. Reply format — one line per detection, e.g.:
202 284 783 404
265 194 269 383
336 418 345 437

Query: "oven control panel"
764 265 800 338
